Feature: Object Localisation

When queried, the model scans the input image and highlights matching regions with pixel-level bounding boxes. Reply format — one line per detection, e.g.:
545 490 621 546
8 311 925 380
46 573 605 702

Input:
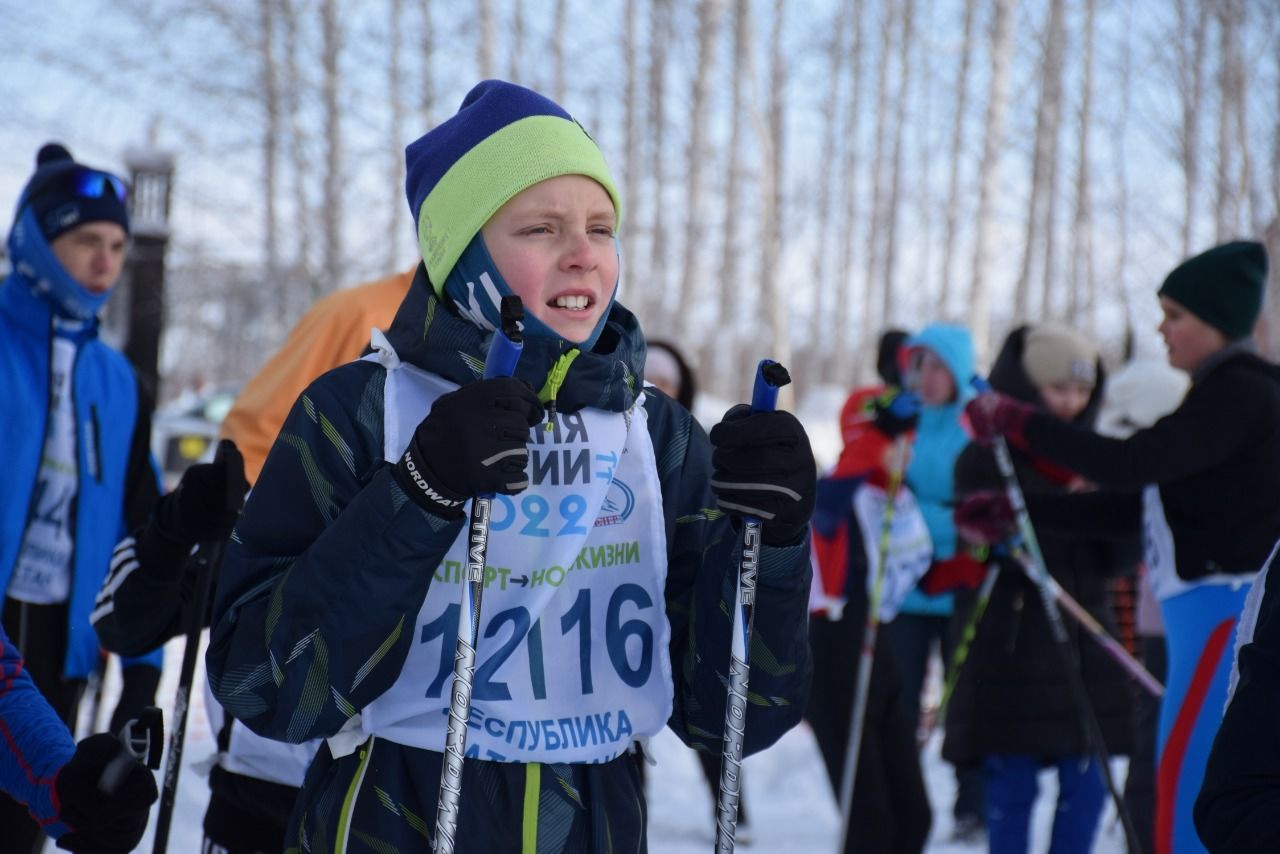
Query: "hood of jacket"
988 324 1106 430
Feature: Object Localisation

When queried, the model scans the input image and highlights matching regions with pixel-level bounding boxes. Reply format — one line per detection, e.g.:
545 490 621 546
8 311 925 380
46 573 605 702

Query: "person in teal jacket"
878 322 987 840
0 143 164 849
206 80 816 852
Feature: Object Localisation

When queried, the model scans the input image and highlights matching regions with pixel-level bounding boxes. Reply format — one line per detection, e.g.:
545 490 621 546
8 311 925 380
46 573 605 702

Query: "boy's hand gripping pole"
715 359 791 853
434 297 524 854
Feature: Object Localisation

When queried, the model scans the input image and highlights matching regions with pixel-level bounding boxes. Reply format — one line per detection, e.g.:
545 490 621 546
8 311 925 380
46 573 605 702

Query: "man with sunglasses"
0 142 164 849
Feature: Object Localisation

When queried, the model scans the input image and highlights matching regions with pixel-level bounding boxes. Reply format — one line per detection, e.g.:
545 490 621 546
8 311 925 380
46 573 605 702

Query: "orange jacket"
220 268 415 484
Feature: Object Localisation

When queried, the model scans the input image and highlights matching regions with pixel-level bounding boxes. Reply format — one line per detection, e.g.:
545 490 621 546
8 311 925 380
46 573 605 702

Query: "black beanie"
876 329 910 386
19 143 130 242
1157 241 1268 340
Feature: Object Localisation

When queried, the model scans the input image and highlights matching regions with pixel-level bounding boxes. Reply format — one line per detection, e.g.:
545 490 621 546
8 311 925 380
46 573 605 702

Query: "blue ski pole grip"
971 376 992 395
751 359 791 413
483 296 525 379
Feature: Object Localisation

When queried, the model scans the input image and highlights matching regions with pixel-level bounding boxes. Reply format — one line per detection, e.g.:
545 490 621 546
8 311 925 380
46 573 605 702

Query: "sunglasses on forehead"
73 169 128 203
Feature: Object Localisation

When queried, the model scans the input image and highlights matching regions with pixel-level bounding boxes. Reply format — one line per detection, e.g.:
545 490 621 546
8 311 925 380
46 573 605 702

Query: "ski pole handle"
750 359 790 414
482 296 524 380
98 706 163 794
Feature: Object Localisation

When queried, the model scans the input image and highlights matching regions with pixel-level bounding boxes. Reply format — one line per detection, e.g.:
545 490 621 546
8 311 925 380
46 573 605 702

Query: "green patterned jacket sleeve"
206 361 466 743
646 394 814 757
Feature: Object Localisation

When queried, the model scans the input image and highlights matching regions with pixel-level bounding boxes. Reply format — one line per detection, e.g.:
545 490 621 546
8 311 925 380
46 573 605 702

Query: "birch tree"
1067 0 1096 332
1013 0 1066 321
647 0 673 320
881 0 916 329
1176 0 1208 255
832 0 866 387
809 1 847 381
759 0 790 403
419 0 437 128
710 0 750 383
258 0 282 302
859 2 899 358
387 0 407 272
621 0 641 302
477 0 495 79
1036 0 1067 319
320 0 344 291
970 0 1017 358
678 0 727 342
552 0 568 102
938 0 977 315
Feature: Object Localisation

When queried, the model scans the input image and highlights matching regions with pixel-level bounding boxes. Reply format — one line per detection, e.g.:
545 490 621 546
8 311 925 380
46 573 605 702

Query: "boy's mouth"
551 294 593 311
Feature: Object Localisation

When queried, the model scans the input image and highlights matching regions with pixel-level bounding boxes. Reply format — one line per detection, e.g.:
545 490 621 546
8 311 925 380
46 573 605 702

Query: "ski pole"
98 705 163 794
836 434 909 853
153 439 242 854
1009 548 1164 697
972 378 1142 852
434 296 524 854
936 562 1001 724
715 359 791 854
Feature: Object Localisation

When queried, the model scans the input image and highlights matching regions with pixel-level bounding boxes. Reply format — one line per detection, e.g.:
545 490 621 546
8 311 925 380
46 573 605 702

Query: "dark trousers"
0 598 85 854
1122 635 1167 854
806 614 932 854
985 754 1107 854
881 611 986 822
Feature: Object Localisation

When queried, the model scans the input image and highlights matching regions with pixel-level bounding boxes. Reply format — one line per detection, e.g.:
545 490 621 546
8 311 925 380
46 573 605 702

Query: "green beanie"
1157 241 1269 340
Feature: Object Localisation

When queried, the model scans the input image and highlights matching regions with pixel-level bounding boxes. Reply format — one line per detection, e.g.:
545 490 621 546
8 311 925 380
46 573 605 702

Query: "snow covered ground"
64 632 1129 853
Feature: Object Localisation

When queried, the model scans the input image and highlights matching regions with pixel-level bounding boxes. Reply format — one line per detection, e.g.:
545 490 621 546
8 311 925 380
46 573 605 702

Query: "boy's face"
1157 295 1228 373
1039 380 1092 421
481 174 619 344
51 221 127 294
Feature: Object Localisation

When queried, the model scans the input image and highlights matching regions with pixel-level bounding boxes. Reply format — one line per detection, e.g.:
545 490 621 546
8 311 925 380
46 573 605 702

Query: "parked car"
150 385 238 491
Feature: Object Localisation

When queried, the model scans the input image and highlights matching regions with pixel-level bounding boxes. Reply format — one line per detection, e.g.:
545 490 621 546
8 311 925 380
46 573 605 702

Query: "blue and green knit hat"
405 79 622 295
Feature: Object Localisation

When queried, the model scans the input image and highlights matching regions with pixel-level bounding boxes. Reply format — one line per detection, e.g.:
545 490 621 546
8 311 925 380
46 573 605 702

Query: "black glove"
55 733 158 852
393 377 545 518
709 404 817 546
871 390 920 438
954 489 1016 546
154 439 248 544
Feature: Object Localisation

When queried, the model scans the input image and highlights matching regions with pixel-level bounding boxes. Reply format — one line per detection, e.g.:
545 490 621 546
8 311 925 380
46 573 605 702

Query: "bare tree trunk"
1216 0 1235 241
320 0 344 292
1037 0 1067 319
420 0 437 128
859 1 898 365
552 0 567 102
832 0 866 388
281 0 314 305
881 0 915 330
1112 0 1134 335
1014 0 1065 322
477 0 494 79
711 0 750 387
258 0 281 304
811 1 848 382
760 0 790 406
678 0 727 342
647 0 673 320
621 0 640 304
1177 0 1207 256
969 0 1017 360
388 0 406 272
510 0 524 83
1068 0 1096 333
938 0 977 316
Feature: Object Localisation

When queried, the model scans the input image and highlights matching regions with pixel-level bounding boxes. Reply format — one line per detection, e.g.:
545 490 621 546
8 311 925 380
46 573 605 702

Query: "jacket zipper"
334 736 375 854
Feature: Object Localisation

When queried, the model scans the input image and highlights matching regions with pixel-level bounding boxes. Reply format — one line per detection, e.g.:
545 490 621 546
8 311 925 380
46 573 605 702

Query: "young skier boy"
206 80 816 851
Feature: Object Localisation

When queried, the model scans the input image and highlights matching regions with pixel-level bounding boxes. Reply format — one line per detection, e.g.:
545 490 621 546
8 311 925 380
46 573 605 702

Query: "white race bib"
359 357 673 764
852 484 934 622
